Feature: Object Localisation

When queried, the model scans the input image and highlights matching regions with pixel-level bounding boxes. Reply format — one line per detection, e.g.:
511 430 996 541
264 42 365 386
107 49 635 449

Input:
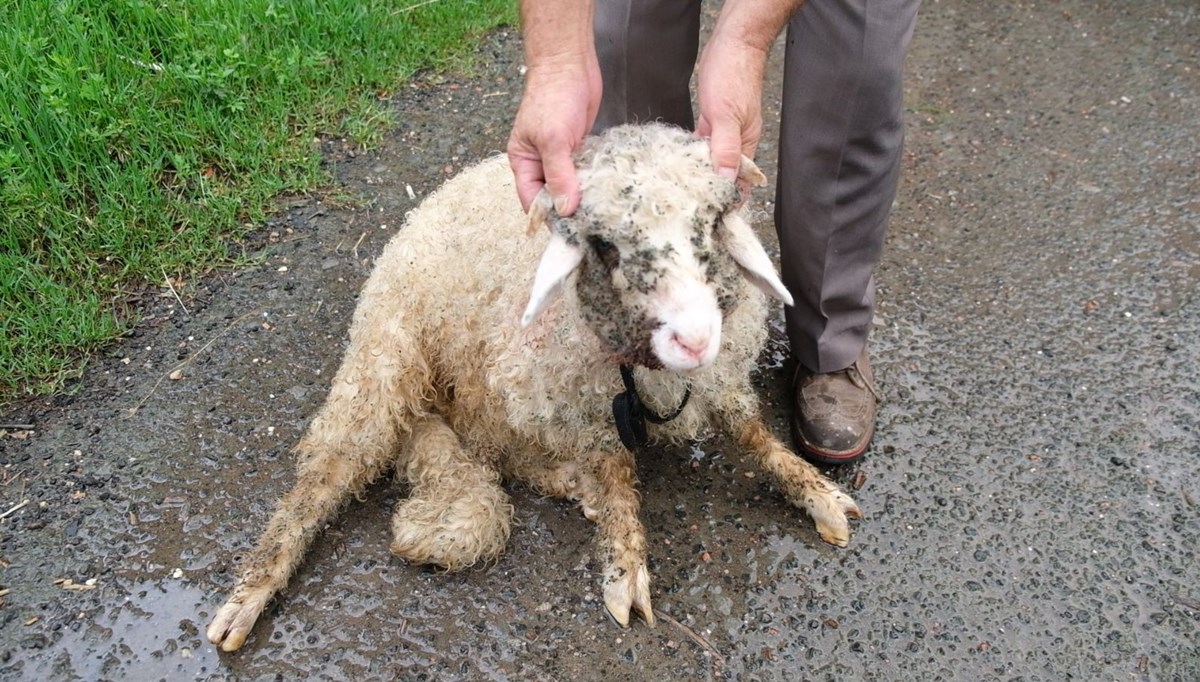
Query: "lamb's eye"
588 236 620 270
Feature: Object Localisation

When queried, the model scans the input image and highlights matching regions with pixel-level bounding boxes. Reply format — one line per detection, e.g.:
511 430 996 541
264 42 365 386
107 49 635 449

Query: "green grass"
0 0 516 401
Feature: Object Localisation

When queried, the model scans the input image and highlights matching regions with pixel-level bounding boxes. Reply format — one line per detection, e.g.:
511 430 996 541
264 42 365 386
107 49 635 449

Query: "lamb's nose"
671 332 710 361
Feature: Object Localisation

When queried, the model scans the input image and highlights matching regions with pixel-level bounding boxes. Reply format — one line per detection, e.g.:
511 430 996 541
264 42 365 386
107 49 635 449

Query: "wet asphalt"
1 1 1197 680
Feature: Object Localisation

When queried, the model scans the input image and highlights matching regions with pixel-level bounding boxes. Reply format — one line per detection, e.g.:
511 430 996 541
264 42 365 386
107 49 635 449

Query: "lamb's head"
522 124 794 372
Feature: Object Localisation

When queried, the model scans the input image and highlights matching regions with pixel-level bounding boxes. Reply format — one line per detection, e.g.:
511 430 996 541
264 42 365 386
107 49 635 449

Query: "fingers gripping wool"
206 123 861 651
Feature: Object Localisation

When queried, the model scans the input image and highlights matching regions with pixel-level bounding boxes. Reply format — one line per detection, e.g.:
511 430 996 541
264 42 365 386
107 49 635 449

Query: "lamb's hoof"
206 593 269 652
804 481 862 548
602 563 654 628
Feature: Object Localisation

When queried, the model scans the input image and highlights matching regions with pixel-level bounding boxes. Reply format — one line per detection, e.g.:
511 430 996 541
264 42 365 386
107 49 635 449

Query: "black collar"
611 364 691 451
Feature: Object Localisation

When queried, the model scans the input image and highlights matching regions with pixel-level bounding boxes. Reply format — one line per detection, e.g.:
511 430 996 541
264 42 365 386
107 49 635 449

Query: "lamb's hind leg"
390 415 513 569
206 323 429 651
737 417 862 547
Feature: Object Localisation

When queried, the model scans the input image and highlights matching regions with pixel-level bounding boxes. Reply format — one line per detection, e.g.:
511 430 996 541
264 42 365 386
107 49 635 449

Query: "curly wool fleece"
206 123 861 653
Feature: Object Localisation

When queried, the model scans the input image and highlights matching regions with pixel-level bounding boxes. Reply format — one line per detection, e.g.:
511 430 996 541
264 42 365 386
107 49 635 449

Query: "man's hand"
696 0 804 178
696 35 768 181
507 59 601 216
507 0 602 216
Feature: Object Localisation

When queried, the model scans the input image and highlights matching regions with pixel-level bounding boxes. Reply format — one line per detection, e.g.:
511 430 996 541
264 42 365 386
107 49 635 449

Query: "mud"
2 1 1198 680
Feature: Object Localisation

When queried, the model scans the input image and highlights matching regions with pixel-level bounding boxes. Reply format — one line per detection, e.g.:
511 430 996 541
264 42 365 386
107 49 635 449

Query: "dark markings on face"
574 226 662 367
589 235 620 270
550 214 581 247
575 254 661 367
686 213 743 315
711 256 742 315
621 244 671 294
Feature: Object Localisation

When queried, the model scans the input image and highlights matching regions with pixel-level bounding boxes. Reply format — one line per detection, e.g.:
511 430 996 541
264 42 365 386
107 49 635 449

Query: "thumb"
541 152 582 216
704 117 744 182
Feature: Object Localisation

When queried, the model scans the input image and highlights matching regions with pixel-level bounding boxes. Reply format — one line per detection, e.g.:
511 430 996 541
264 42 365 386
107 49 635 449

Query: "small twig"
126 311 259 418
161 267 190 317
0 500 29 521
393 0 442 14
352 232 367 260
54 578 98 591
653 608 725 670
0 423 35 430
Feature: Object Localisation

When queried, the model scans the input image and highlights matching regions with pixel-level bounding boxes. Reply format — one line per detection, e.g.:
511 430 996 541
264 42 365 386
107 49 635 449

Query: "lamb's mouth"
611 347 663 371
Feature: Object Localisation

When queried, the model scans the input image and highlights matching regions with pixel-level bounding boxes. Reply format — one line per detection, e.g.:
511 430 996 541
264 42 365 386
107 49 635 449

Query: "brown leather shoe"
792 348 880 465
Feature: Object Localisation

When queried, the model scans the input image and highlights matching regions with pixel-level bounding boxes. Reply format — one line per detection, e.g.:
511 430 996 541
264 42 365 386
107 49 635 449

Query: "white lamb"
206 123 861 652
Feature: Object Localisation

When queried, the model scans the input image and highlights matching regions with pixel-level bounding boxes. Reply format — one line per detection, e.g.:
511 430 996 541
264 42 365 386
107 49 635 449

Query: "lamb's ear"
718 211 794 306
522 232 584 327
527 188 554 236
738 155 768 188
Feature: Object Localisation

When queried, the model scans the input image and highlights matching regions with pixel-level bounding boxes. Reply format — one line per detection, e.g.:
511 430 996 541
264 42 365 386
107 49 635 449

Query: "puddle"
9 579 220 681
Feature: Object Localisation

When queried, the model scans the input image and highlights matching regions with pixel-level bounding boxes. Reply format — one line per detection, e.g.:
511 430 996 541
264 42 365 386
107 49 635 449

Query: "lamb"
205 122 861 652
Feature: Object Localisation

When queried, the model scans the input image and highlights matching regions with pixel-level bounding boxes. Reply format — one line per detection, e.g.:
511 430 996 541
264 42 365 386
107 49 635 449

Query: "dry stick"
0 423 35 430
161 267 190 316
0 500 29 521
126 311 260 418
352 232 367 260
652 607 725 670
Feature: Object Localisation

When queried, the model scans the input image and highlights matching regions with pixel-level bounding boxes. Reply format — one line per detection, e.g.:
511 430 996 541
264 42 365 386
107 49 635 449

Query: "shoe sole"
791 419 873 466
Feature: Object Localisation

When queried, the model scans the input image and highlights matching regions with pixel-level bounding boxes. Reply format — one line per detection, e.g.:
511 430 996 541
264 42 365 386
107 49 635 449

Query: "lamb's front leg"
593 449 654 627
736 417 862 546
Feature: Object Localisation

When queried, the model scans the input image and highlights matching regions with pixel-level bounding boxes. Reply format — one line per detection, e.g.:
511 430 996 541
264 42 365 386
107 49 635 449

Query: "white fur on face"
646 236 724 372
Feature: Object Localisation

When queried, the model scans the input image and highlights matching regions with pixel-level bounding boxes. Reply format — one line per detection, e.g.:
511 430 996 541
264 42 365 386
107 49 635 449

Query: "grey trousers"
593 0 920 373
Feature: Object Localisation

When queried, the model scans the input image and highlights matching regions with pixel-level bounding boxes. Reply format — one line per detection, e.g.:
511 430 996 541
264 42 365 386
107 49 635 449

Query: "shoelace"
846 360 882 402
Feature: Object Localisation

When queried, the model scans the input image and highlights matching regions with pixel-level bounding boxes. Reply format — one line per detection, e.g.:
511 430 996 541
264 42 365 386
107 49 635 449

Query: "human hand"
695 34 768 182
507 58 602 216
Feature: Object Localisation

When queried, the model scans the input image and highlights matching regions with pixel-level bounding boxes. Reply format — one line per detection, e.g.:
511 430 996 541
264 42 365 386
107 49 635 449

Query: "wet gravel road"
1 1 1196 680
